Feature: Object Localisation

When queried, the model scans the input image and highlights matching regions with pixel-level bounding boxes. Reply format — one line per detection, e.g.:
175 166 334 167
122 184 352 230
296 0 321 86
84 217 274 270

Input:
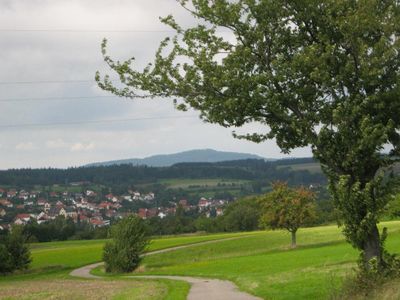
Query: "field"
2 222 400 299
277 162 322 174
158 178 250 189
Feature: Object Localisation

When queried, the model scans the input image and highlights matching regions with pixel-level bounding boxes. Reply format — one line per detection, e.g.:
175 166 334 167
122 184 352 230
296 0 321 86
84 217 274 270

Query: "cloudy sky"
0 0 311 169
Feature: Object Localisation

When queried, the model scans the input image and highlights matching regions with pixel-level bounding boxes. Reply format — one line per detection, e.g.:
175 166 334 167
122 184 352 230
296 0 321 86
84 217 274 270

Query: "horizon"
0 0 312 170
0 148 313 171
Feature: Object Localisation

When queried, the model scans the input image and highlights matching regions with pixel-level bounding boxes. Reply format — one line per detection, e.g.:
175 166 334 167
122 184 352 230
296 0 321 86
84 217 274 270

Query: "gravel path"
70 236 262 300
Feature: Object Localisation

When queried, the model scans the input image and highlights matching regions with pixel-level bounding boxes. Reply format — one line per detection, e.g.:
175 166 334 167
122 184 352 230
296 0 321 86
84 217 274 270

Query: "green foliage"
259 182 316 247
103 215 149 273
0 244 13 274
220 197 262 232
0 226 31 274
97 0 400 269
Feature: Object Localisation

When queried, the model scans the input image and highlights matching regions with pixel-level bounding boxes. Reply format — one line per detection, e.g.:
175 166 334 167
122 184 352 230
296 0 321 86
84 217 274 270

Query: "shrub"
103 215 149 273
0 226 31 274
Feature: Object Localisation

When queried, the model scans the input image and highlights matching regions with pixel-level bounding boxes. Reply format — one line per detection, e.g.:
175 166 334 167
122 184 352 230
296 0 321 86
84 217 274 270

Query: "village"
0 186 227 232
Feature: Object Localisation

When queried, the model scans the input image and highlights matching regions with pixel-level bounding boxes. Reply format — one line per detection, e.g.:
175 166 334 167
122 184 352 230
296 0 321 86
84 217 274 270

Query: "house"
158 211 167 219
37 198 48 206
198 198 211 211
65 207 77 219
79 214 89 223
14 213 32 225
216 207 224 216
90 218 107 228
48 207 67 219
29 191 39 199
86 190 96 197
49 192 59 198
16 204 25 210
0 208 6 217
138 208 148 219
99 202 112 210
37 212 49 224
44 202 51 212
105 209 117 218
0 199 13 208
24 199 34 206
122 194 132 201
7 189 17 198
0 224 10 231
18 190 29 200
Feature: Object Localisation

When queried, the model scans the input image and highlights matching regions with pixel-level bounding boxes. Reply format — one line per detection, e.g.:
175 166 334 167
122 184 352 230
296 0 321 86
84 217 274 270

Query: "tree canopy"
259 182 316 247
97 0 400 270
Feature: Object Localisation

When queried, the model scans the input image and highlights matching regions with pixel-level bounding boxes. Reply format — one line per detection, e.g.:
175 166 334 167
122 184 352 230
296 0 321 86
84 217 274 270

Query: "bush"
103 215 149 273
0 226 31 274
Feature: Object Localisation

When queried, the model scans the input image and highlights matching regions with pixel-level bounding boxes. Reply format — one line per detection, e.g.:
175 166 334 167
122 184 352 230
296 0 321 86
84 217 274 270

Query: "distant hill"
85 149 270 167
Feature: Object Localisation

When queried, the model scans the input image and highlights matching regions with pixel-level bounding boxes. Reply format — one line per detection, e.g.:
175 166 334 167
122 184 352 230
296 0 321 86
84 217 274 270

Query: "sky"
0 0 312 169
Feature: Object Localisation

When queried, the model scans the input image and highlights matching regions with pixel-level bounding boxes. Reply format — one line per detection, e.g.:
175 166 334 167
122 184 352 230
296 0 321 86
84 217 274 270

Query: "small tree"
103 215 149 273
0 225 31 274
259 182 316 248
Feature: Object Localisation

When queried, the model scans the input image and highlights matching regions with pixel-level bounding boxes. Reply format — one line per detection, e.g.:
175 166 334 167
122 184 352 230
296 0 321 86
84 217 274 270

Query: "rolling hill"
85 149 270 167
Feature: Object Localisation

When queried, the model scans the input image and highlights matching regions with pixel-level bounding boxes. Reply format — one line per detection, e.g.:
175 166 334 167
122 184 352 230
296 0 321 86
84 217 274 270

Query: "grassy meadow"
131 221 400 299
2 221 400 299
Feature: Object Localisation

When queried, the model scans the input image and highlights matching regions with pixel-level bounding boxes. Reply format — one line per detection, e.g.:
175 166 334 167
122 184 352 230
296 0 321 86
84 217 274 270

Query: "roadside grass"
130 221 400 300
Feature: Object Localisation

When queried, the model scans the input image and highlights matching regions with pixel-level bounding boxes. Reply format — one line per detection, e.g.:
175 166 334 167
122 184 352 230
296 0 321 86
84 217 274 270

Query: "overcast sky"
0 0 311 169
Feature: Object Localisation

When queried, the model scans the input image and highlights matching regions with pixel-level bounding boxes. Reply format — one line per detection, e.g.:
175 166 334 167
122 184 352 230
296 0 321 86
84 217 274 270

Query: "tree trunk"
291 230 297 248
363 224 382 266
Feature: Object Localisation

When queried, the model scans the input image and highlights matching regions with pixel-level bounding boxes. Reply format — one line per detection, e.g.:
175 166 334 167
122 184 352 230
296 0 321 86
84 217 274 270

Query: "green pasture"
277 162 322 174
132 221 400 300
158 178 250 189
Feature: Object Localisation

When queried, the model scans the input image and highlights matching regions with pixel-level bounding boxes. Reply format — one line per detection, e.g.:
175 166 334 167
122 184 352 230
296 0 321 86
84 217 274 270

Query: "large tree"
97 0 400 269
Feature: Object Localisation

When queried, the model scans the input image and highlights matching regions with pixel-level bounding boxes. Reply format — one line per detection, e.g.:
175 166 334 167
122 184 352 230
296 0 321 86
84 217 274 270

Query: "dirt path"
70 236 262 300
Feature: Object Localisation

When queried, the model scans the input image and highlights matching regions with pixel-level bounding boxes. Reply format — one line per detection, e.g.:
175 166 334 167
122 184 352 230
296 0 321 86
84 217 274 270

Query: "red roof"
16 213 31 219
90 219 104 225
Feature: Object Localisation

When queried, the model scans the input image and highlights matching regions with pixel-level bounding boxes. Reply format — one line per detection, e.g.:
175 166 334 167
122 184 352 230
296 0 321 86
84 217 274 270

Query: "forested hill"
0 158 324 188
85 149 267 167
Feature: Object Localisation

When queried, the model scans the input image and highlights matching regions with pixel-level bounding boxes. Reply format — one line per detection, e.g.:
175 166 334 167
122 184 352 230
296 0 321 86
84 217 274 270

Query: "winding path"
70 236 262 300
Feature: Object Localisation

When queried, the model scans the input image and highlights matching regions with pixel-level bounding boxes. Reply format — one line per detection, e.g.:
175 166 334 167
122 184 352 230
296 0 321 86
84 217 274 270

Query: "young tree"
103 215 149 273
0 226 31 274
259 182 316 248
97 0 400 269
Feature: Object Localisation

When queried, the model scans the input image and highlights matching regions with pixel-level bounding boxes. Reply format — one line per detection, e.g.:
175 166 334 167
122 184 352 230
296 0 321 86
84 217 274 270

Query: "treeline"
22 218 108 242
0 159 325 188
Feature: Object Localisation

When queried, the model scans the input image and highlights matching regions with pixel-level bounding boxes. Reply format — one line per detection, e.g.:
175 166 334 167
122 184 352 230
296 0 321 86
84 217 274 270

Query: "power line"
0 79 95 85
0 29 177 33
0 95 121 102
0 115 198 129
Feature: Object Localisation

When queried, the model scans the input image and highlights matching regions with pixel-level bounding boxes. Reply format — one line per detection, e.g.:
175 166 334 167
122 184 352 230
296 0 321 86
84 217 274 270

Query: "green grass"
131 221 400 300
158 178 250 189
13 231 257 274
4 221 400 299
277 162 322 173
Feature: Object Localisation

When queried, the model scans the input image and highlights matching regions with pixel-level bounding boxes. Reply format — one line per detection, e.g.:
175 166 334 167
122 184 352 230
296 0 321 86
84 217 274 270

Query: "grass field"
2 222 400 299
1 231 250 299
277 162 322 173
26 231 256 272
131 221 400 300
158 178 250 189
